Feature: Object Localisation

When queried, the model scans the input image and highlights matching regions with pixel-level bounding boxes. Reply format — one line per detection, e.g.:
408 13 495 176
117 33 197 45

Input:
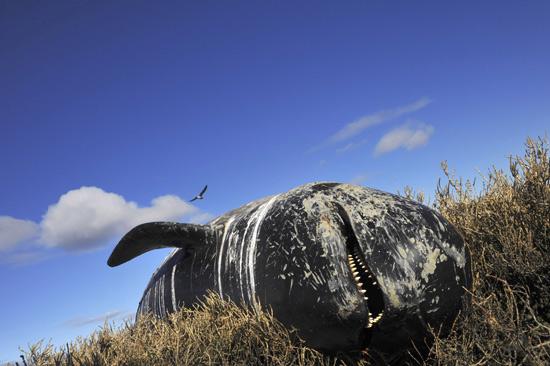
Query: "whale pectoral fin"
107 222 216 267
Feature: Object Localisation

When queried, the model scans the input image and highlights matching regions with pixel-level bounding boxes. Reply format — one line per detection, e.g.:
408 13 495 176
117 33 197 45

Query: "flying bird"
190 185 208 202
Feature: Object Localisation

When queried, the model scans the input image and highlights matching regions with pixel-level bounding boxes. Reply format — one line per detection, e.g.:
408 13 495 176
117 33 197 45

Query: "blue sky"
1 0 548 362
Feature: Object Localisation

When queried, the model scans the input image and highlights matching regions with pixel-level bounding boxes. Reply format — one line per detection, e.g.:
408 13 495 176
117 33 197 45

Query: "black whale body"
108 182 471 364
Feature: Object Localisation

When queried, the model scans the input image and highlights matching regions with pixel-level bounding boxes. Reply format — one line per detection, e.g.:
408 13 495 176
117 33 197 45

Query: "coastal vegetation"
10 136 549 365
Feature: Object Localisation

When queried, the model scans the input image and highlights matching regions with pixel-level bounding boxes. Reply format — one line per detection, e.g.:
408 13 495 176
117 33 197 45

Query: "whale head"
248 182 471 361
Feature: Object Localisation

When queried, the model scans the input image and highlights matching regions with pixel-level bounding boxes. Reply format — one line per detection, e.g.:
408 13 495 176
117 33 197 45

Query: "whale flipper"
107 222 216 267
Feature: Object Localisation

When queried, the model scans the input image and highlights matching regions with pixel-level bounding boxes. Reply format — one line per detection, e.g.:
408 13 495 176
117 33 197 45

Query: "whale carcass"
108 182 471 364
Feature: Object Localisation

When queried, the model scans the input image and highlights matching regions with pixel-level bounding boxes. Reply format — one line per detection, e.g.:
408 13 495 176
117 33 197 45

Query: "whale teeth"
371 311 384 324
346 251 383 325
365 311 384 328
345 253 384 330
366 314 374 328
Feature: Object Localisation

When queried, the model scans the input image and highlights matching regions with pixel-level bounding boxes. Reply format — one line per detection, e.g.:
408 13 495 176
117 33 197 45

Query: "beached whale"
108 182 471 364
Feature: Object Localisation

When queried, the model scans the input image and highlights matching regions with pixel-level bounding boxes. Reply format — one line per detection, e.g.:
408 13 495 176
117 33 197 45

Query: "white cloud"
40 186 198 251
1 187 211 260
350 173 369 185
0 216 39 251
335 139 369 154
374 122 435 156
0 250 55 267
188 212 215 224
308 98 431 154
63 310 135 328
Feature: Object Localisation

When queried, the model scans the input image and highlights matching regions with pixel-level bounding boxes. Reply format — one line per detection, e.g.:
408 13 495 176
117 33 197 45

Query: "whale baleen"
108 182 471 364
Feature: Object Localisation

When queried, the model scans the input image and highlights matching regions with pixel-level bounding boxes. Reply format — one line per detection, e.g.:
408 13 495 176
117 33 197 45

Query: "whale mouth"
347 248 384 328
337 205 385 329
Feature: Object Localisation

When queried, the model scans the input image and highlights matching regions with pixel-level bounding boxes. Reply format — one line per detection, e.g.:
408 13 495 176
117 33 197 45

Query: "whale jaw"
337 204 385 332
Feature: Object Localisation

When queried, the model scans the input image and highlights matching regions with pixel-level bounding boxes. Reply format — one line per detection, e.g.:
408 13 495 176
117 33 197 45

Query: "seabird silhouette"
190 185 208 202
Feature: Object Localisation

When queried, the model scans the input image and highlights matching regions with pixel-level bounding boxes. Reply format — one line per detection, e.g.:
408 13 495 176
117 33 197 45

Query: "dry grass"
15 293 365 366
11 136 550 365
406 136 550 365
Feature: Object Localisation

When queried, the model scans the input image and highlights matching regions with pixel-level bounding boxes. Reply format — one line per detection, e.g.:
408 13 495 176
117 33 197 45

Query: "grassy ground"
11 136 550 365
16 294 353 366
